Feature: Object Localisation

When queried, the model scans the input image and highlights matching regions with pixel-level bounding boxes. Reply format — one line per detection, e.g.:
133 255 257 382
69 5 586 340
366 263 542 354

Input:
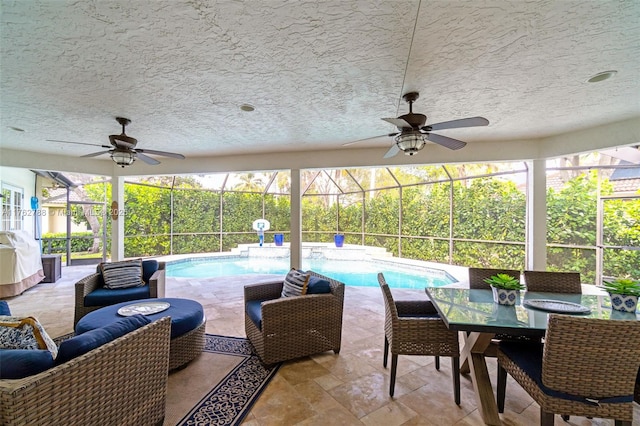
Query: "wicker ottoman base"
169 319 206 370
76 298 206 371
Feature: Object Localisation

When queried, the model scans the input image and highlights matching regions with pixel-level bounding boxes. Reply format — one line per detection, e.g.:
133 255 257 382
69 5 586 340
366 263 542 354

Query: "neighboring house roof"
611 178 640 193
545 173 639 195
42 188 85 205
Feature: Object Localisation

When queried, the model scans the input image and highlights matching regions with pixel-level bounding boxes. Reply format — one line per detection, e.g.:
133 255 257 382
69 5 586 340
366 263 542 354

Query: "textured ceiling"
1 0 639 165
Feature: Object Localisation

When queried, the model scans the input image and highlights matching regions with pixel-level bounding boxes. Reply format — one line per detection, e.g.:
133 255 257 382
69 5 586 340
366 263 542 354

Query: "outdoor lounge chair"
0 317 171 426
378 273 460 402
244 270 345 365
74 259 166 327
497 314 640 425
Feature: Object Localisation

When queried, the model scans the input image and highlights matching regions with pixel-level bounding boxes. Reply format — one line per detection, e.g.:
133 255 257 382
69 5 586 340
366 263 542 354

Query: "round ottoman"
76 298 206 370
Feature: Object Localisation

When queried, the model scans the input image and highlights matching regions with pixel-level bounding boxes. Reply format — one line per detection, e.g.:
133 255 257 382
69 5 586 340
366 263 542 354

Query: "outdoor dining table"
424 284 640 426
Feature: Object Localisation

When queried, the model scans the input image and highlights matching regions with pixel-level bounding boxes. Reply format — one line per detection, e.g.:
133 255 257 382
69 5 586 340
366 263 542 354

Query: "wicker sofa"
74 260 166 327
0 317 171 426
244 271 345 365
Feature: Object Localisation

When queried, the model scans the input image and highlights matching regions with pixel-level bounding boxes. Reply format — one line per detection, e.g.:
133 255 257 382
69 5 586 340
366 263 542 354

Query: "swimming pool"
166 257 457 289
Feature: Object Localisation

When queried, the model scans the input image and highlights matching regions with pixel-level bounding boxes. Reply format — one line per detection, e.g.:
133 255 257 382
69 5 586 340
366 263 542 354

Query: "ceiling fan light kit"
395 131 426 155
111 148 136 167
49 117 185 167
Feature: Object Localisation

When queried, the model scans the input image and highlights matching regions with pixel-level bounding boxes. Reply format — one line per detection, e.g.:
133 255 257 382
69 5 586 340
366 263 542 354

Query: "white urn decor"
483 273 524 306
603 278 640 313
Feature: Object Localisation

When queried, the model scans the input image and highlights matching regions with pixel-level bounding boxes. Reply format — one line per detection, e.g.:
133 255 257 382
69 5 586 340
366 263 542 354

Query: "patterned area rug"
174 334 280 426
55 333 279 426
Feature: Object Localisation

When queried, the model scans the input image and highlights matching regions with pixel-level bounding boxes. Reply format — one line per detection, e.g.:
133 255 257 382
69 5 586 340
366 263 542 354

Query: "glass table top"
425 286 639 335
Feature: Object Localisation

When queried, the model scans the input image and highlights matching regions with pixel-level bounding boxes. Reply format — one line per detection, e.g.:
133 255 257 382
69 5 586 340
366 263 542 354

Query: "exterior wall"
41 205 87 234
0 166 36 236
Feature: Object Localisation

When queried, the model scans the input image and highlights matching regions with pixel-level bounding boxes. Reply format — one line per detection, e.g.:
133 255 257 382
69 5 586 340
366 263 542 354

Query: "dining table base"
460 331 502 426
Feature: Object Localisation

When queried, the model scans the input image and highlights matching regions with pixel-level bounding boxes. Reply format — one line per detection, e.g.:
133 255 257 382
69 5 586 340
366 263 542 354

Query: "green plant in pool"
602 278 640 297
483 273 525 290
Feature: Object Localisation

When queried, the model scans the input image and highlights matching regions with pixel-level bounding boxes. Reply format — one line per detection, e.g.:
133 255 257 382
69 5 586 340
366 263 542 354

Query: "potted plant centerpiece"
603 277 640 313
484 273 525 306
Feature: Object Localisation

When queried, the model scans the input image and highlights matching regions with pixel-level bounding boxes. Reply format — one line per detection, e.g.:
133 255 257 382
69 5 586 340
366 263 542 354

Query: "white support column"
110 176 125 261
527 159 547 270
290 168 302 269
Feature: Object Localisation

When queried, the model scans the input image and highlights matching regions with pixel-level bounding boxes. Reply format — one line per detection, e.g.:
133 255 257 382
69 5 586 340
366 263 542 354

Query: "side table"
41 254 62 283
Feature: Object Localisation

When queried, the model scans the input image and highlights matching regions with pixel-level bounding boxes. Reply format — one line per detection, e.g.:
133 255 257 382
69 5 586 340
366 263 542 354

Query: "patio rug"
55 333 280 426
168 334 280 426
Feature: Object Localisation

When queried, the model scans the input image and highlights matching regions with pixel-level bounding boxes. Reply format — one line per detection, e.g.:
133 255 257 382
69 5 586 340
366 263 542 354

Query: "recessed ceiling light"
8 126 25 132
587 70 617 83
240 104 255 112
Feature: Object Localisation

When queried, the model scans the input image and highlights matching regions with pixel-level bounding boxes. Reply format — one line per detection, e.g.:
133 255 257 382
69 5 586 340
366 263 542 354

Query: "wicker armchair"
0 317 171 426
244 271 345 365
74 261 166 327
378 273 460 402
523 271 582 293
497 314 640 426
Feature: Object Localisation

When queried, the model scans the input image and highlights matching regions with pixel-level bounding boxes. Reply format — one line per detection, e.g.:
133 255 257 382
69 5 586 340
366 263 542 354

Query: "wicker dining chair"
497 314 640 426
523 271 582 293
378 273 460 402
468 267 521 289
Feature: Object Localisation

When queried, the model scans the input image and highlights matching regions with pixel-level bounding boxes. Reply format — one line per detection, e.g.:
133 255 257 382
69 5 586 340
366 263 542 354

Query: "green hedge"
73 172 638 283
41 232 94 253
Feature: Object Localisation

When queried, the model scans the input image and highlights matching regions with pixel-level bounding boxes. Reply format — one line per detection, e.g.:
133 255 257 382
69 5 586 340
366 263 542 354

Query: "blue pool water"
167 257 456 289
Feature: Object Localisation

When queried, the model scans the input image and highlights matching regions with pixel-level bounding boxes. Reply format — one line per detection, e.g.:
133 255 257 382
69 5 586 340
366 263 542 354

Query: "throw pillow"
0 316 58 359
281 268 311 297
142 259 160 284
101 259 144 289
0 301 10 315
57 314 151 364
0 349 55 379
306 275 332 294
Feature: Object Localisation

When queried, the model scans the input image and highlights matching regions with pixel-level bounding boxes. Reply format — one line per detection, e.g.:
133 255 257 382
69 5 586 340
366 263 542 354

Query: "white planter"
491 286 518 306
609 293 638 313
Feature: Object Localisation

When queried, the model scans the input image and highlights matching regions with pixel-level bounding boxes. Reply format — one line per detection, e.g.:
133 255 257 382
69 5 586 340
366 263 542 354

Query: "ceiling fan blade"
425 133 467 150
342 134 397 147
136 152 161 165
383 144 400 159
382 117 412 128
424 117 489 131
136 148 185 159
80 150 111 158
47 139 110 149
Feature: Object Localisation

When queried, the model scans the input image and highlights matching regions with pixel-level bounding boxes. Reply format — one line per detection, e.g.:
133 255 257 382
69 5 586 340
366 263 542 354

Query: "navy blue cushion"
246 300 265 330
84 285 150 307
307 276 331 294
0 300 10 315
76 298 203 339
101 314 151 340
0 349 55 379
499 341 634 405
142 260 159 284
398 312 441 318
56 327 112 365
58 314 151 364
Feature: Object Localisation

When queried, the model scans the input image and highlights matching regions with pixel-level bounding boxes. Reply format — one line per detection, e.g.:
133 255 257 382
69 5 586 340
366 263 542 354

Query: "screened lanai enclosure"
39 152 640 285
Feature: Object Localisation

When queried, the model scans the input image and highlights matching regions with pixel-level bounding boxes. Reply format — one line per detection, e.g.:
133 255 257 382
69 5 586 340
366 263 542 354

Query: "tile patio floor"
5 264 638 426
